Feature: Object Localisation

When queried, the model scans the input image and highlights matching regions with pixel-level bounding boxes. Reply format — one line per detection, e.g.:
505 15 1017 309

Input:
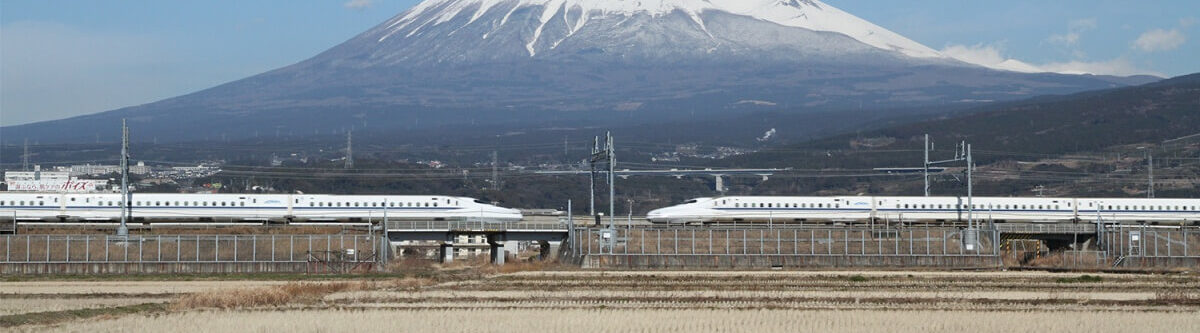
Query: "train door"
286 194 295 217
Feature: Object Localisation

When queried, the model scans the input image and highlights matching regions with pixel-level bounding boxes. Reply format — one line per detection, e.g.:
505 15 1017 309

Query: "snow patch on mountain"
381 0 944 58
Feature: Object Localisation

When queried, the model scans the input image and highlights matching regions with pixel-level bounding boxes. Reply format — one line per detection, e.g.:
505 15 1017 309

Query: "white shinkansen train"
0 193 522 223
647 196 1200 225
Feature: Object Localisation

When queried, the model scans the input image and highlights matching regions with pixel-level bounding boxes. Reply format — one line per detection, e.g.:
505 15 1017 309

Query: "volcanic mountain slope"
3 0 1159 144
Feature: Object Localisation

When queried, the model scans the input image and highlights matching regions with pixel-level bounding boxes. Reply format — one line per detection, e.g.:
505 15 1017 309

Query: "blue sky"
2 0 1197 125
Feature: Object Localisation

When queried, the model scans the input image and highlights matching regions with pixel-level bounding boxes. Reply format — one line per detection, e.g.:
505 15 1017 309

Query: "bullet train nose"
646 208 670 223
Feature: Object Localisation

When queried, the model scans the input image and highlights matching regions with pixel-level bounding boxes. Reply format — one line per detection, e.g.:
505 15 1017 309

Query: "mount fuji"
4 0 1159 144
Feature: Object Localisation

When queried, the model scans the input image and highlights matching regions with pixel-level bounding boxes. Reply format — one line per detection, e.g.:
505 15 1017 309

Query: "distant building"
69 161 150 176
4 166 109 192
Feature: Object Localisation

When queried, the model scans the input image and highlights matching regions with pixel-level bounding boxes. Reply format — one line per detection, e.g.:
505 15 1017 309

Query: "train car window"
434 203 439 207
39 201 45 206
240 202 245 207
424 203 430 207
20 201 25 206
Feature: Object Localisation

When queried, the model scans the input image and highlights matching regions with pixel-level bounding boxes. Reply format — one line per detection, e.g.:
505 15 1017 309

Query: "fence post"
925 228 930 255
827 229 833 255
809 230 814 255
674 229 679 255
793 229 798 255
743 230 748 255
253 236 257 261
216 235 220 262
842 229 848 255
46 235 50 262
176 236 181 262
85 236 89 262
272 235 276 262
234 235 238 262
157 235 162 262
692 229 696 255
66 235 71 262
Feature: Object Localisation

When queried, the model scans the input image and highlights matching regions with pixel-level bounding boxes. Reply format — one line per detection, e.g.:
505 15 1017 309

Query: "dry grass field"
3 268 1198 332
29 309 1200 333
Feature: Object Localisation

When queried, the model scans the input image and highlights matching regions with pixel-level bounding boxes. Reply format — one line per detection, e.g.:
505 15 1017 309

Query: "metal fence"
568 226 1002 268
385 220 567 231
1102 225 1199 268
0 234 378 264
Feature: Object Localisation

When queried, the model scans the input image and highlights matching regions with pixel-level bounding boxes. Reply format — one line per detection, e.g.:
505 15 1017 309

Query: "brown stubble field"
3 268 1199 332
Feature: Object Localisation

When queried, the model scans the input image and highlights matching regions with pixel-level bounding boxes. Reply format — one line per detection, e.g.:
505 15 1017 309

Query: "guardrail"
385 221 568 231
995 223 1096 234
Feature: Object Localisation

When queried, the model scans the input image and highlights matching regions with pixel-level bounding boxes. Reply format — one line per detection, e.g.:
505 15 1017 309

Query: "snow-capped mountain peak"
379 0 944 58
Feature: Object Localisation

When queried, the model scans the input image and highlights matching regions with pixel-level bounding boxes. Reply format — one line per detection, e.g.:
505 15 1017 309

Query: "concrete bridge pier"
539 240 562 260
489 234 507 265
440 234 456 263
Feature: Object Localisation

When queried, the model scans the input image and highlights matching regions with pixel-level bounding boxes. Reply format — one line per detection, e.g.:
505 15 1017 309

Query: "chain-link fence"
0 234 377 264
568 226 1002 268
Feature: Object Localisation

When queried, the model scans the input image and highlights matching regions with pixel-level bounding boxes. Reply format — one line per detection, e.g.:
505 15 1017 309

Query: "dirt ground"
3 269 1198 332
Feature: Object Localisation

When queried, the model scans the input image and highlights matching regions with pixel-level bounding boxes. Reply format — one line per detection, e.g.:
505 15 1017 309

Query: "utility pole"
923 134 930 196
589 137 598 225
607 132 616 231
21 139 30 171
1148 151 1154 198
966 143 974 231
344 130 354 169
491 150 500 190
587 133 617 229
1139 146 1154 198
118 120 130 237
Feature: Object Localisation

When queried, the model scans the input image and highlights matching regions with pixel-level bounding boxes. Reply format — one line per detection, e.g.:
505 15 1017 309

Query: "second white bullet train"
0 193 522 223
647 196 1200 225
